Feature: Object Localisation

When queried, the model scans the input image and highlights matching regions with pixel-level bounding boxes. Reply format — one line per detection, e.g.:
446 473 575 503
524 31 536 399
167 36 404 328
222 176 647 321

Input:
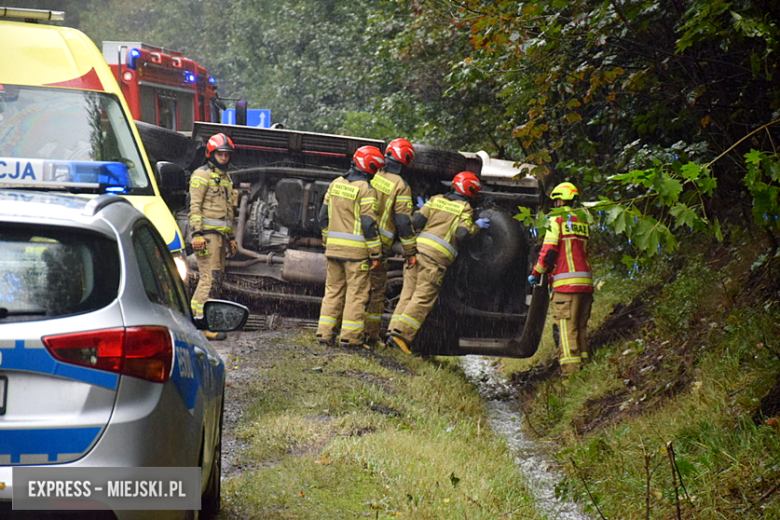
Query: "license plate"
0 376 6 415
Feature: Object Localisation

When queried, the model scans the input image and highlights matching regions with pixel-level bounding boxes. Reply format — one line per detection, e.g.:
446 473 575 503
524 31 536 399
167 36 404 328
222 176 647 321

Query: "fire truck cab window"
158 94 177 131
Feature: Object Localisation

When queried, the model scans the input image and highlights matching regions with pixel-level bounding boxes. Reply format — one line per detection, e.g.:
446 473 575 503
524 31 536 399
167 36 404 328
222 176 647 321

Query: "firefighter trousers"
317 257 372 346
389 254 446 345
551 291 593 375
365 258 389 341
191 232 226 318
388 259 418 333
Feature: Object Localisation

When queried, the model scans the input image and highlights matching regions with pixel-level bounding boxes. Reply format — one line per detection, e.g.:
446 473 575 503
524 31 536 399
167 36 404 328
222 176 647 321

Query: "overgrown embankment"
216 330 542 519
507 233 780 519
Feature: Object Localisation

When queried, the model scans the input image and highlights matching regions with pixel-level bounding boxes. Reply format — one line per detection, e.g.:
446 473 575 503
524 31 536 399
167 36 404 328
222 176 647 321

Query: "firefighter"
316 146 384 348
189 132 239 340
364 138 419 348
528 182 593 378
386 171 490 354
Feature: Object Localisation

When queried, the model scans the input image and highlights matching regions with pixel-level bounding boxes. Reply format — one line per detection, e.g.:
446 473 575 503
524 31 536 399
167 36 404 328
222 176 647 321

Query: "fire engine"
102 41 222 132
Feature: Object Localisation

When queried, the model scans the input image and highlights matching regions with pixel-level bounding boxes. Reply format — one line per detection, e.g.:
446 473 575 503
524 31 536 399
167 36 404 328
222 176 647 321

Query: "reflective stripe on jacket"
532 206 593 293
189 165 238 235
415 194 476 267
322 176 382 260
371 171 416 256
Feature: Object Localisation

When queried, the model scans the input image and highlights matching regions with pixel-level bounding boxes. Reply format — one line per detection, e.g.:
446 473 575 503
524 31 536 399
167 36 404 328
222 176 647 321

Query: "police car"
0 169 248 519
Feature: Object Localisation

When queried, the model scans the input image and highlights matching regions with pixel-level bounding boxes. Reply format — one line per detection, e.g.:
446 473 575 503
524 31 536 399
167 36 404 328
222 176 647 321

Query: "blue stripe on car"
0 427 102 463
2 340 119 390
167 231 183 252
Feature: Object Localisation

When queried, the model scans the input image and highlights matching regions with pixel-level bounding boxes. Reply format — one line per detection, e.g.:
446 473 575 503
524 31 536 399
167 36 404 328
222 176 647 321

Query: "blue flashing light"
208 76 216 84
127 48 140 70
184 71 196 83
67 161 130 191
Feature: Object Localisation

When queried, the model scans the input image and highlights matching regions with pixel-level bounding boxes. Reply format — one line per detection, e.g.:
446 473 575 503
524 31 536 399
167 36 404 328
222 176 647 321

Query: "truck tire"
464 207 523 278
407 145 468 179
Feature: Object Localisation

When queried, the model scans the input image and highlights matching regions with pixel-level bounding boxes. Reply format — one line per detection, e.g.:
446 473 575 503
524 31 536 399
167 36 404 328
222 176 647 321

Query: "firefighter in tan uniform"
316 146 384 348
387 171 490 354
528 182 593 378
364 138 419 348
189 133 239 339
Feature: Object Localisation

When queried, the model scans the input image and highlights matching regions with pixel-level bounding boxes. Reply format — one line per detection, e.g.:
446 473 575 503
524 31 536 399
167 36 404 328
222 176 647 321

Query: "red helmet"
385 138 415 167
452 171 481 198
205 133 235 157
352 145 385 175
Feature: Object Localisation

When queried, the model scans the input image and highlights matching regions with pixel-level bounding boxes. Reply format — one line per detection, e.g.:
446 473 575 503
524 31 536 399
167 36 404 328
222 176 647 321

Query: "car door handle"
194 346 221 366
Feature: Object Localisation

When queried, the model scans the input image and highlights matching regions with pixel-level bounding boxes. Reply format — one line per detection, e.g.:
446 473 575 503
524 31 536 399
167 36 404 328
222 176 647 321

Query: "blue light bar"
61 161 131 189
127 48 140 70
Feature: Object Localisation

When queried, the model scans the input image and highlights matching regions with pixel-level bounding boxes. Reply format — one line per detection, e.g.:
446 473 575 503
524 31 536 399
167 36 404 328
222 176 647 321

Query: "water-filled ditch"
460 356 591 520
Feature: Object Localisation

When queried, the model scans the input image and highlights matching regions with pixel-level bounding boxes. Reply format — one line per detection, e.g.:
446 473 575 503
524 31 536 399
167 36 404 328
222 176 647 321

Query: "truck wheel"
407 145 468 179
465 207 523 278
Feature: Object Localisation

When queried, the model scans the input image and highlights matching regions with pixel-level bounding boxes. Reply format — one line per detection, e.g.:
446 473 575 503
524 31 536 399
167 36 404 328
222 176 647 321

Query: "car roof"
0 189 138 234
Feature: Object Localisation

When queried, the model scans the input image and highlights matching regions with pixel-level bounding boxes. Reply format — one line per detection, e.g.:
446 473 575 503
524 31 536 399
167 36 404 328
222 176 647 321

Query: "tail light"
42 327 173 383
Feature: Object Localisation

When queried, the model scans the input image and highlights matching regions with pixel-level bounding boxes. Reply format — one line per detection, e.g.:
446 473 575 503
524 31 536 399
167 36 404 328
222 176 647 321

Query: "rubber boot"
386 334 412 355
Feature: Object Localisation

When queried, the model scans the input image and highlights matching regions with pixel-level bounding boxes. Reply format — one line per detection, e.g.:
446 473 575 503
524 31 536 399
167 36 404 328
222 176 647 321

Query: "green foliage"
744 149 780 235
652 255 715 336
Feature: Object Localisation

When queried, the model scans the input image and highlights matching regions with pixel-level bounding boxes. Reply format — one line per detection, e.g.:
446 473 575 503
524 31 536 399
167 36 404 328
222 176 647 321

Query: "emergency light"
0 157 130 193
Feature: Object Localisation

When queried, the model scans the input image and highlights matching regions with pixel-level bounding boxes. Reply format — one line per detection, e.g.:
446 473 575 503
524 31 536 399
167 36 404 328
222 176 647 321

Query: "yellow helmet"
550 182 579 201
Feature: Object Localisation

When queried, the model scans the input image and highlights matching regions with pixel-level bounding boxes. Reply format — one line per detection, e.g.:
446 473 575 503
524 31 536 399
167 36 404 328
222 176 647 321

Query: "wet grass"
219 331 540 519
511 235 780 519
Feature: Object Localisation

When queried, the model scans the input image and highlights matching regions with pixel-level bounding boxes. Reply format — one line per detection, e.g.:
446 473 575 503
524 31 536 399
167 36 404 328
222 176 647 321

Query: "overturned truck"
144 121 549 357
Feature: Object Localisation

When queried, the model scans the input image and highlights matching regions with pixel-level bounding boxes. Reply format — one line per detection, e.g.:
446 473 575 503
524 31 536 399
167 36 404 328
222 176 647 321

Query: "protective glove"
475 218 491 229
416 196 428 209
528 274 539 287
405 255 418 269
192 234 206 251
228 237 238 258
370 259 381 270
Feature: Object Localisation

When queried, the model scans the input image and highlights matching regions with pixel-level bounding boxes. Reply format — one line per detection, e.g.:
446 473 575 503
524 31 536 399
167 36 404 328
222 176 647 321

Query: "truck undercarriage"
141 121 548 357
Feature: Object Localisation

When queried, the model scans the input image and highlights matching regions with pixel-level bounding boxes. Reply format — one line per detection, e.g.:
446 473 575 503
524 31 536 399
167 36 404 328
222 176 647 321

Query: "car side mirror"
198 299 249 332
156 161 187 193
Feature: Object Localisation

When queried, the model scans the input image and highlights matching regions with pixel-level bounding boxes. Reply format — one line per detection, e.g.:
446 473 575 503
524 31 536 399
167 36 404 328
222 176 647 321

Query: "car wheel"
201 404 223 520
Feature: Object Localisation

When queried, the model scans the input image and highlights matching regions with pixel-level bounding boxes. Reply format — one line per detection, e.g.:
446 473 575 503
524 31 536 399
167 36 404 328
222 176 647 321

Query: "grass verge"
512 235 780 519
219 332 540 519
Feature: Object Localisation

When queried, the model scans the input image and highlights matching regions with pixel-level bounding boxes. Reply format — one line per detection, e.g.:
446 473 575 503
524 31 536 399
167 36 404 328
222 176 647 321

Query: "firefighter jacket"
371 170 417 257
319 168 382 261
189 164 238 236
412 192 477 268
532 205 593 293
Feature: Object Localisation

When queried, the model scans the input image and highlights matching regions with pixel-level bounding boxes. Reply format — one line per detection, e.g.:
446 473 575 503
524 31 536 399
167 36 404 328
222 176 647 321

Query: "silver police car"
0 188 247 519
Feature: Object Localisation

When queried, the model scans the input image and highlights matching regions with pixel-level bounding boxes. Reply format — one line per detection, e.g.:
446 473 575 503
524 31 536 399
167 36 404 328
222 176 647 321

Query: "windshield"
0 84 152 194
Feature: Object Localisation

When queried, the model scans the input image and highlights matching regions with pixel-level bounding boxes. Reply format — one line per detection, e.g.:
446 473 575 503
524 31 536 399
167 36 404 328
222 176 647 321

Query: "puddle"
460 356 590 520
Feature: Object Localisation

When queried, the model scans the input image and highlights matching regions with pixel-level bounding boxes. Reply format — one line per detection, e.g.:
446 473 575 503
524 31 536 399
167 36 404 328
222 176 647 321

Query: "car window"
0 225 120 323
132 223 189 316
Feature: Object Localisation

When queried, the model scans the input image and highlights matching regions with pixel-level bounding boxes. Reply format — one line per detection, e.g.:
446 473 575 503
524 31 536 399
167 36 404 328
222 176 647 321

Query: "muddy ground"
211 327 289 480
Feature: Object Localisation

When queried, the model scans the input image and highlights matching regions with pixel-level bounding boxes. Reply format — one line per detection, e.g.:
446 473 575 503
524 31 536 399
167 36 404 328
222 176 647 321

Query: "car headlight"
173 252 188 280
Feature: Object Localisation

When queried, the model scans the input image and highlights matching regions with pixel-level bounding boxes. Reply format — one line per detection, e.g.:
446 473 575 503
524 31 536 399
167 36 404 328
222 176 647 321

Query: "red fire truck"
102 41 222 132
